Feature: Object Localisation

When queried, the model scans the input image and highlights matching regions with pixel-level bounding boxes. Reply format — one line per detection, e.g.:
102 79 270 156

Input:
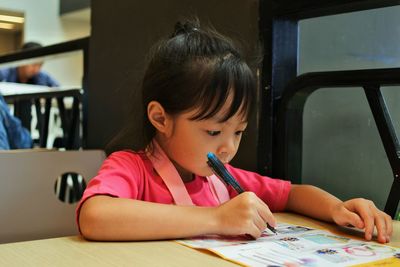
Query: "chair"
0 150 106 243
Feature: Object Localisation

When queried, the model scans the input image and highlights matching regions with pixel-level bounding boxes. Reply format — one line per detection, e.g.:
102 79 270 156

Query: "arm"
0 96 32 149
40 72 59 87
79 192 275 241
79 195 217 241
286 184 341 222
0 68 10 81
286 184 392 243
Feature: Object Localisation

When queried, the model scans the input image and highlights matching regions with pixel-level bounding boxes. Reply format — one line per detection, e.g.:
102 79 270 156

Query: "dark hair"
141 20 256 147
21 42 42 51
106 19 256 154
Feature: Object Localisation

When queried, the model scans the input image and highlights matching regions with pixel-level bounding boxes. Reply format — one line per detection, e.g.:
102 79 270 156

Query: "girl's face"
160 103 247 181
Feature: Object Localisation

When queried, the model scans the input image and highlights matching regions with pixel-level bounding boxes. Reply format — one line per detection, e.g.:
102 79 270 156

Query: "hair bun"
172 20 200 37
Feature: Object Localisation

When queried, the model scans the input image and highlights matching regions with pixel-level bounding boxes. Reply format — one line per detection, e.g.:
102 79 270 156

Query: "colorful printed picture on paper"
314 248 353 263
302 233 350 245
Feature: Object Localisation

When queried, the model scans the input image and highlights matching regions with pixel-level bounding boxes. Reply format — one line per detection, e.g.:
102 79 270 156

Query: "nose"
216 137 236 163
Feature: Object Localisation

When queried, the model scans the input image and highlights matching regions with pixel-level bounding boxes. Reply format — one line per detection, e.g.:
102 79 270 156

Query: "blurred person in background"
0 41 59 131
0 93 32 149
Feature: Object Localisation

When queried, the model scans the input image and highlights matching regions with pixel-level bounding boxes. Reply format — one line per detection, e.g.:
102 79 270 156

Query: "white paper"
177 223 400 267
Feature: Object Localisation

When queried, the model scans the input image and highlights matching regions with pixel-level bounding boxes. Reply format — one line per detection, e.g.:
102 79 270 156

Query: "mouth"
219 158 230 165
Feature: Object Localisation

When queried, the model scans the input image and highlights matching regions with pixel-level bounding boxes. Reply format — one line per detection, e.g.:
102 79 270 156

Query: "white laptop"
0 150 106 243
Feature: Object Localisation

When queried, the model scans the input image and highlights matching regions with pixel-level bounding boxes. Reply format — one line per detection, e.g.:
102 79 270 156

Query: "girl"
77 20 392 243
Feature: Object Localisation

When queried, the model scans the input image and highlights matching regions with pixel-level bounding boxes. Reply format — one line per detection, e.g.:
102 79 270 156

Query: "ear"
147 101 171 134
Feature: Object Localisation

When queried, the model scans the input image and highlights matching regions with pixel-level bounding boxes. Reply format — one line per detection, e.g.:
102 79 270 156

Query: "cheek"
168 133 195 159
172 141 210 174
175 143 204 163
236 137 242 148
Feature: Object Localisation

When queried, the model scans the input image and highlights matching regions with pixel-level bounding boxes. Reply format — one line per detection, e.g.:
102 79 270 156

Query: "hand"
213 192 275 238
330 198 393 243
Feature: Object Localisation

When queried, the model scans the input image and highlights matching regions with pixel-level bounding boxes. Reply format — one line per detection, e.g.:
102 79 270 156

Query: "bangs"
188 55 256 122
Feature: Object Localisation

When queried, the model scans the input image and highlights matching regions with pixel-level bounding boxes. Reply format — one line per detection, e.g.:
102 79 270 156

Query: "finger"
258 207 276 229
355 208 374 240
374 214 387 243
336 208 364 229
246 223 263 239
384 213 393 236
346 200 377 239
255 198 276 227
253 212 268 233
384 213 393 242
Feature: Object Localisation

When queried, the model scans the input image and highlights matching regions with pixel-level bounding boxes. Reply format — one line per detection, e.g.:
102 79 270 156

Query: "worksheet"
177 223 400 267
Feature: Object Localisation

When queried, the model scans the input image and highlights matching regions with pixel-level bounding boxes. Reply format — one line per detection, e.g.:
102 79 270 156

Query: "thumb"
336 208 364 229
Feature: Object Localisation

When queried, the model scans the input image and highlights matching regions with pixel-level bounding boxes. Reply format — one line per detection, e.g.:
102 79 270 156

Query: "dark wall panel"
60 0 90 15
88 0 260 171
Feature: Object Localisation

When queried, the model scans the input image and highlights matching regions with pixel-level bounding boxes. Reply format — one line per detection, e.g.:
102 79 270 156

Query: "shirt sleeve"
75 151 144 230
44 73 59 87
0 68 17 82
225 165 291 212
34 72 60 87
78 151 143 202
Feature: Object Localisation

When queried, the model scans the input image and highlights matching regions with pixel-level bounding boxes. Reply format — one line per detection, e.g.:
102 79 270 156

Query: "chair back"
0 150 106 243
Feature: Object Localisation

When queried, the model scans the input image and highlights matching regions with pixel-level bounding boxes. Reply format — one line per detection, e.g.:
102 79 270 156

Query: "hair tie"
172 21 200 37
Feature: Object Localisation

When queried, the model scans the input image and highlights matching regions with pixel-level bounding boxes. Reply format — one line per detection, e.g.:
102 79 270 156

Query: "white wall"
0 0 90 86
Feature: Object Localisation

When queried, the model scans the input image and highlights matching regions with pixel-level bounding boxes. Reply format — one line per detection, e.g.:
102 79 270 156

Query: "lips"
219 157 231 165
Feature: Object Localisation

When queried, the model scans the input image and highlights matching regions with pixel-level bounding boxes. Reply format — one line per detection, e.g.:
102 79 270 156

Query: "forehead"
21 62 42 68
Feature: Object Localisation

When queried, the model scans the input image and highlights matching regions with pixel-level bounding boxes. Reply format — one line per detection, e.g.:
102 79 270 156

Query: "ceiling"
0 9 24 32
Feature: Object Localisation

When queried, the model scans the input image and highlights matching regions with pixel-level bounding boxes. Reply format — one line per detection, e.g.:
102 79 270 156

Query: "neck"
153 136 194 183
171 159 195 183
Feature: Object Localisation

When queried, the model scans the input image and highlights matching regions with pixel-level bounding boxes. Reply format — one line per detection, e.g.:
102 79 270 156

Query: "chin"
200 169 214 177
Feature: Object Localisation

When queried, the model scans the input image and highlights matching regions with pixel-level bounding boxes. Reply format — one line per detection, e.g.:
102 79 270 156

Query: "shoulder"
103 150 148 170
225 164 290 188
99 150 154 179
0 68 16 81
225 164 291 211
225 164 261 178
93 150 151 192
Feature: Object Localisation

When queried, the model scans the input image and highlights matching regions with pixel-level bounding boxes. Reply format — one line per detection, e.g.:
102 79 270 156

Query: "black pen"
207 152 277 235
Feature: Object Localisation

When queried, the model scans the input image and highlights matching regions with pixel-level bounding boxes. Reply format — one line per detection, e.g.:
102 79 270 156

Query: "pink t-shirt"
76 150 291 224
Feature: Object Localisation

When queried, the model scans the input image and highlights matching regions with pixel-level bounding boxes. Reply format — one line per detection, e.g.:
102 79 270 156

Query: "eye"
235 131 244 136
207 131 221 136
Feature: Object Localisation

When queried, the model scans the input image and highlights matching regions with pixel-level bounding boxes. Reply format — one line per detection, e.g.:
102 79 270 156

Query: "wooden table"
0 213 398 267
